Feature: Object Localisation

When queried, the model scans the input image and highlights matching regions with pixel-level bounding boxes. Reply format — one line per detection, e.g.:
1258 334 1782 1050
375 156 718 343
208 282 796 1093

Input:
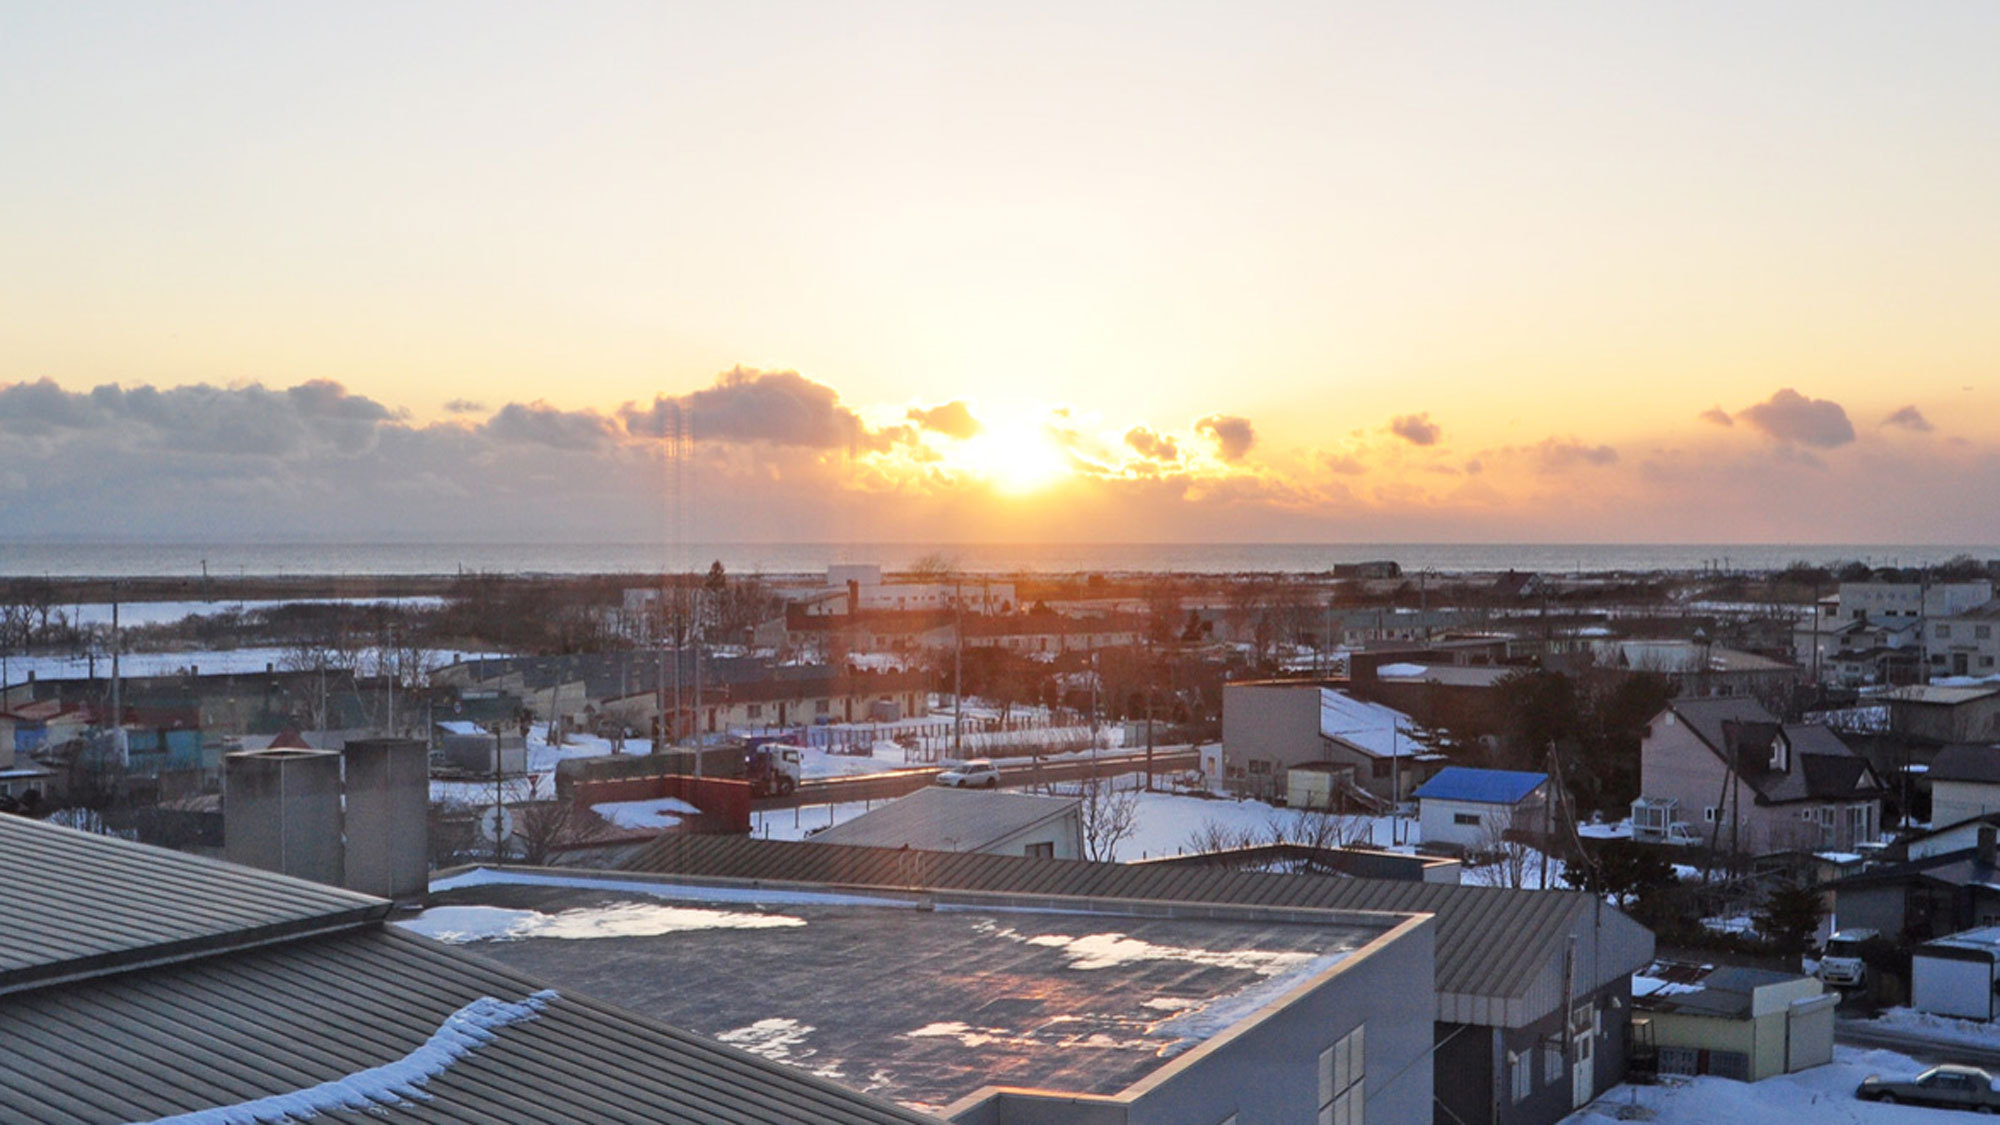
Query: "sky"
3 1 1999 544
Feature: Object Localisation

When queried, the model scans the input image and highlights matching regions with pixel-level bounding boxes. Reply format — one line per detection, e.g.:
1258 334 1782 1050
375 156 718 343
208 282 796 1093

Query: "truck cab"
1820 928 1879 988
745 742 804 797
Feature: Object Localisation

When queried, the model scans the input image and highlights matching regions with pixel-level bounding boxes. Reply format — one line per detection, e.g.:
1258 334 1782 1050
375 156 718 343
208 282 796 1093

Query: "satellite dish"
479 806 514 843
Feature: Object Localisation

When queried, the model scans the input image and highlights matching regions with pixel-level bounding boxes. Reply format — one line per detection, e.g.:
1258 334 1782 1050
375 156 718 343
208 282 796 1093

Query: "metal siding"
0 815 386 993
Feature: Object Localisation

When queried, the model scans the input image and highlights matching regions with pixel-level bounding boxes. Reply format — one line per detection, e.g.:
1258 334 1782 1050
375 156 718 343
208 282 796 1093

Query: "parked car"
1819 928 1879 989
1857 1065 2000 1111
935 758 1001 788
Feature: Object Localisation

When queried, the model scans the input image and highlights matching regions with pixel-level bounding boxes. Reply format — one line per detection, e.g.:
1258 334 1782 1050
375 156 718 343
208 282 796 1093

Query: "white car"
936 759 1001 788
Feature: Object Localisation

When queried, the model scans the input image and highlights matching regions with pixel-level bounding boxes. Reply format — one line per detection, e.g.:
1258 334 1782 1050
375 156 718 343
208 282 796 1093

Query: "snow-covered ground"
752 770 1568 883
4 645 504 685
1564 1046 1985 1124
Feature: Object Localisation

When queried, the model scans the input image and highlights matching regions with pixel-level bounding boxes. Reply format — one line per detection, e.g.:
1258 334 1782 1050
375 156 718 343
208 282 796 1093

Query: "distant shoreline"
1 540 1990 585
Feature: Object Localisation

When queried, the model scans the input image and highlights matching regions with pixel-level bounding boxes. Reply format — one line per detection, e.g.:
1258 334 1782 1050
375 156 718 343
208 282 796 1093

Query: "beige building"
1636 966 1835 1082
1631 698 1885 856
1222 681 1427 803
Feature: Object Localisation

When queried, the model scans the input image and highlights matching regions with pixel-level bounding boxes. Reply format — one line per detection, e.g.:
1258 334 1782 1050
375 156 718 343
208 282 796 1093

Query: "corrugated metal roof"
621 834 1653 1023
0 925 943 1125
0 814 386 997
1413 767 1547 805
811 787 1078 851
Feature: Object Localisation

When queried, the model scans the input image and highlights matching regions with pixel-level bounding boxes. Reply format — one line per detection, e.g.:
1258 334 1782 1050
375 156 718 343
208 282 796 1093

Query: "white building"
1414 767 1550 851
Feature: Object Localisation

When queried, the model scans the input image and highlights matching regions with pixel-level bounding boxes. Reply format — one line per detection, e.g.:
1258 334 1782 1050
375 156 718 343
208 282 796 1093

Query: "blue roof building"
1415 767 1552 852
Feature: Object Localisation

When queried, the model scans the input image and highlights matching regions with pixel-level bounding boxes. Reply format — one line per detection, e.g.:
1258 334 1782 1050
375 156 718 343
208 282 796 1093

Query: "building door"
1571 1009 1596 1108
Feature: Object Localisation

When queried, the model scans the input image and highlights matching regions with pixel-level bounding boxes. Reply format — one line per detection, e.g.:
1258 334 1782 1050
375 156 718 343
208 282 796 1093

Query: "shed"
1415 767 1550 851
1635 965 1835 1081
1913 926 2000 1021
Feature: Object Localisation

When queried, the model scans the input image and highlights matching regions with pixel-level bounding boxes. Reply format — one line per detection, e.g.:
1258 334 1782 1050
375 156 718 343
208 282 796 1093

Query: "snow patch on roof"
397 901 803 943
130 989 555 1125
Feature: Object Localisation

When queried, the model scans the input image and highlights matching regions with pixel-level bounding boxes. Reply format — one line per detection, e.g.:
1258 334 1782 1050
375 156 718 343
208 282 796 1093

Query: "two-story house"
1631 698 1886 856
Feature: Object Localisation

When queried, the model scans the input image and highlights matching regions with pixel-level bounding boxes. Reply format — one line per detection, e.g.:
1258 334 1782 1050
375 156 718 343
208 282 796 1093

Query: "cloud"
1124 426 1180 462
1322 452 1366 475
481 401 618 451
1737 388 1854 448
906 400 982 440
1390 413 1441 446
1883 405 1934 433
444 399 486 415
1698 406 1733 427
0 378 107 432
1537 439 1619 471
1195 415 1256 461
620 367 881 449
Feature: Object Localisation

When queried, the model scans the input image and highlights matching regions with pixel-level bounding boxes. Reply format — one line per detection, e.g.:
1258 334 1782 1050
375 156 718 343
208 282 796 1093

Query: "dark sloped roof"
811 787 1078 851
621 834 1652 1013
0 814 386 996
1827 845 2000 892
0 925 941 1125
1670 699 1882 804
1930 744 2000 785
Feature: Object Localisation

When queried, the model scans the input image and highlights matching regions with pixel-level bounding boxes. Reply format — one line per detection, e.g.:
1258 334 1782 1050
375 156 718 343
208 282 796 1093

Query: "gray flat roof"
811 787 1078 852
413 873 1382 1115
622 834 1656 1022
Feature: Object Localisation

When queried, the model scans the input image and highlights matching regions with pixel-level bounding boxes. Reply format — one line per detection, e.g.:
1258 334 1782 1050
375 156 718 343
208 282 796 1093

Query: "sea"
1 541 1992 579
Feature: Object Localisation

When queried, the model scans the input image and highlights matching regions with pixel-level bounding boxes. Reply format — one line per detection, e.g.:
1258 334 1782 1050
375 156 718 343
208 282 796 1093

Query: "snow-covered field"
5 645 503 685
64 596 447 628
1565 1046 1989 1124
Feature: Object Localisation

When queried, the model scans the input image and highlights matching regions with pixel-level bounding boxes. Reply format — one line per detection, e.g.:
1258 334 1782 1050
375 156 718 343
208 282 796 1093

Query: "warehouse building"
0 813 947 1125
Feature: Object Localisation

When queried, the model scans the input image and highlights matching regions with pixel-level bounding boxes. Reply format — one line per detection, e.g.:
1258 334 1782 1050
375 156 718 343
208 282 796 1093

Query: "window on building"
1703 806 1718 823
747 704 763 719
1938 625 1954 639
1978 625 1992 640
1544 1041 1564 1085
1024 842 1055 859
1454 813 1481 826
1247 759 1272 776
1509 1049 1531 1103
815 700 830 715
1983 657 1995 669
1318 1025 1364 1125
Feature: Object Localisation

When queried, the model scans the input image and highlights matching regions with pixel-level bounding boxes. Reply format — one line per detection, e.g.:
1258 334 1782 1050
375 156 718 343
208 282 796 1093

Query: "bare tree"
514 800 612 867
1182 816 1261 855
1464 818 1538 889
1078 773 1141 861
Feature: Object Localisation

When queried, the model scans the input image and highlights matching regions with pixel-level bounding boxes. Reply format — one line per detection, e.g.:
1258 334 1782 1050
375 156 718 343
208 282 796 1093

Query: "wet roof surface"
419 881 1376 1113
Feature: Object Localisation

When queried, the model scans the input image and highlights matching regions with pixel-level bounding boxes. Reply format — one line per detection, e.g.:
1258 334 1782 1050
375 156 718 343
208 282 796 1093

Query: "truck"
1819 928 1879 989
745 742 804 797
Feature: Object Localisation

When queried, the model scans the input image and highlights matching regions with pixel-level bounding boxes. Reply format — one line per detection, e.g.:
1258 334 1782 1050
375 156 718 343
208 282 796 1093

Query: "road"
750 747 1202 811
1836 1019 2000 1070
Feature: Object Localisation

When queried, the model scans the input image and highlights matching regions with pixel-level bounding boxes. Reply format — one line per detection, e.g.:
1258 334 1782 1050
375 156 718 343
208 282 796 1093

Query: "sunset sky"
4 2 1998 544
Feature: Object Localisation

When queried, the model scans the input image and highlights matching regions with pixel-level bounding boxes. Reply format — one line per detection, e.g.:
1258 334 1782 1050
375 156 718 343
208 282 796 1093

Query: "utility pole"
953 576 964 761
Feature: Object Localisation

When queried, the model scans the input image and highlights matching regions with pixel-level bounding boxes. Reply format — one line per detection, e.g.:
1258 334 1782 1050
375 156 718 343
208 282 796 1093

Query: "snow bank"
1862 1007 2000 1052
429 866 913 909
132 989 555 1124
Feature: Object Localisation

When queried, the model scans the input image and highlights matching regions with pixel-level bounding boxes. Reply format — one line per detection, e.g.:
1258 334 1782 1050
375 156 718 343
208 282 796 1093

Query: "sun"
956 424 1071 495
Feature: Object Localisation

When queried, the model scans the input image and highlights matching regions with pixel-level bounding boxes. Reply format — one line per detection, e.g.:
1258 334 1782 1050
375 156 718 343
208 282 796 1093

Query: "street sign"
479 806 514 843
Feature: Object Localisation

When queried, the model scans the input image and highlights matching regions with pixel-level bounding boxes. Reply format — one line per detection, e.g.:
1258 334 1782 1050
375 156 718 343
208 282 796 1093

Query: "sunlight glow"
955 425 1072 496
